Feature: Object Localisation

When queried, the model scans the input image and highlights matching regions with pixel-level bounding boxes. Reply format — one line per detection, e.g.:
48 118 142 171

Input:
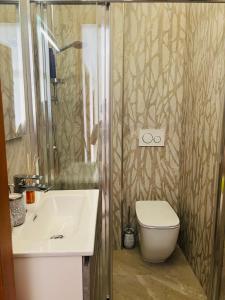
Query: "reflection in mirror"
0 4 26 140
0 4 31 185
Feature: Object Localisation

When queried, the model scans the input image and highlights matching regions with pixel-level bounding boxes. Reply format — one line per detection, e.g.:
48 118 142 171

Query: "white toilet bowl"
136 200 180 263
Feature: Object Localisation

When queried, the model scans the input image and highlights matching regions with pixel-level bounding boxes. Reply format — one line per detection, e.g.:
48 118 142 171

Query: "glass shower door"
32 3 104 190
30 2 111 299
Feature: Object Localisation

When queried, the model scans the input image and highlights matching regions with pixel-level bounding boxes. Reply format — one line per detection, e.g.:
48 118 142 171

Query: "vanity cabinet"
83 193 102 300
13 190 100 300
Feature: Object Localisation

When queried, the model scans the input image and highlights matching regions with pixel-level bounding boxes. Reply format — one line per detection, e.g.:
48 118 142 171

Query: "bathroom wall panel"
51 5 87 186
48 5 98 188
121 3 185 230
123 3 186 217
5 137 29 184
111 3 225 296
111 4 124 249
0 4 16 22
179 4 225 294
0 45 16 140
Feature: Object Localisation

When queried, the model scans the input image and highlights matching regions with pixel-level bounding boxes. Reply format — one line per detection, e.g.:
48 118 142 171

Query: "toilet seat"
136 200 180 229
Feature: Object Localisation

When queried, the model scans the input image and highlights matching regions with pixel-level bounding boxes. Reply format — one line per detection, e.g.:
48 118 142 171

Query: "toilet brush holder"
123 226 135 249
123 206 136 249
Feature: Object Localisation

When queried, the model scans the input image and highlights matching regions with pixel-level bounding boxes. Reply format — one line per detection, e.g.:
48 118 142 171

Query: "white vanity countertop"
12 190 99 258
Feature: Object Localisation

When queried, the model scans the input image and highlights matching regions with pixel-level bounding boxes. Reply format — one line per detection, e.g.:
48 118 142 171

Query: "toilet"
136 200 180 263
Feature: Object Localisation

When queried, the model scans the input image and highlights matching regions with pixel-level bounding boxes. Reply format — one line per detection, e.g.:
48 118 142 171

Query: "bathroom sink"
12 190 99 257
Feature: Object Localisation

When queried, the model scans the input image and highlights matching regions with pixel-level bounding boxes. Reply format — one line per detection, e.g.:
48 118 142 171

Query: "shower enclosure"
30 2 112 298
31 3 109 190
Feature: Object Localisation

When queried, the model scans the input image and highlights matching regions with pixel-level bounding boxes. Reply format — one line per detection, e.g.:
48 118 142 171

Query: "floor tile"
113 246 207 300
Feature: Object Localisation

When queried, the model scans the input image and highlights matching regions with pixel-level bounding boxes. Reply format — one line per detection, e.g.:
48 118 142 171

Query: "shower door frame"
32 2 56 185
4 0 225 300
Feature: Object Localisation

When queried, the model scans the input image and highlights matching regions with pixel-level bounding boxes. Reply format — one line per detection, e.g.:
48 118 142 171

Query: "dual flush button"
139 129 165 147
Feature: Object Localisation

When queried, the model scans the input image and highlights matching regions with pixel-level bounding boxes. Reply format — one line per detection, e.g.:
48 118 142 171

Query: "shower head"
39 17 82 54
59 41 83 53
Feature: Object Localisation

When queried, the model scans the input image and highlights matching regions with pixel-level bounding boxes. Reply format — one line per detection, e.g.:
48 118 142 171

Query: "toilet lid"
136 201 180 229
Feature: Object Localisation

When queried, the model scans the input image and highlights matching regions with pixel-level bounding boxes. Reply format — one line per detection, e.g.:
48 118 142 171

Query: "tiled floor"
113 246 207 300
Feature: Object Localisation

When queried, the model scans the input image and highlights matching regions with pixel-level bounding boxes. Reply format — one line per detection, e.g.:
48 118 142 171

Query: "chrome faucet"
13 174 49 194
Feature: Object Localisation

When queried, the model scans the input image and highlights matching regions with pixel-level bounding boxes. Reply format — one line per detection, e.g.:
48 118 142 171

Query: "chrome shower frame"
1 0 225 299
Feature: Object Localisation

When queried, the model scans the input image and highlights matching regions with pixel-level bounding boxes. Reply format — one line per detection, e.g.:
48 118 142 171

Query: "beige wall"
179 3 225 295
122 2 185 222
43 5 98 188
111 3 225 296
112 2 186 249
111 4 124 250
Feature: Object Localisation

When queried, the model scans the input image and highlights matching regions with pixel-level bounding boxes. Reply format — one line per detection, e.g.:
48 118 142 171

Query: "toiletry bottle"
26 190 35 204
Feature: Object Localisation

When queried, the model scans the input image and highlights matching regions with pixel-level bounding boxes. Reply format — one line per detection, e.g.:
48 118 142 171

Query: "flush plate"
139 129 165 147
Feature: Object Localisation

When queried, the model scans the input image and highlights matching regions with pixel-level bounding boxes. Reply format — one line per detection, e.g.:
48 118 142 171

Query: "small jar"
9 193 26 226
26 190 35 204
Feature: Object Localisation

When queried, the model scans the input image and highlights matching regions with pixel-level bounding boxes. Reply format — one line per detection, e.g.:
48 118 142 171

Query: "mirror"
0 4 26 141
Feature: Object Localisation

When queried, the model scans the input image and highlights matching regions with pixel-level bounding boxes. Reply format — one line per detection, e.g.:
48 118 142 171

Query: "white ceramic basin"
12 190 99 257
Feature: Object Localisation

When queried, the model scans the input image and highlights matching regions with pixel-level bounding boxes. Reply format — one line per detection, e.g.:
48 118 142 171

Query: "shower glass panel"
32 3 106 190
30 3 111 299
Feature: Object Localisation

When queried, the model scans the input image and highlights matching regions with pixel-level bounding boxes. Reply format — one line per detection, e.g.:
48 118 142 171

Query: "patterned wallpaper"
179 4 225 295
46 5 98 188
111 4 124 250
111 3 186 248
111 2 225 296
51 5 86 165
0 44 16 140
122 2 185 224
31 4 100 187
